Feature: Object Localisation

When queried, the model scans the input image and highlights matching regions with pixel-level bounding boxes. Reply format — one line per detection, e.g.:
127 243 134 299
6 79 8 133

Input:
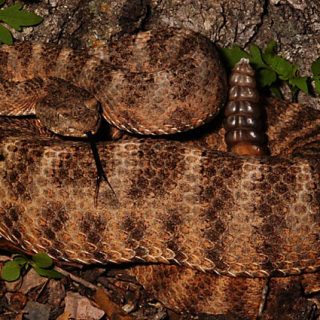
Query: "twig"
54 266 98 291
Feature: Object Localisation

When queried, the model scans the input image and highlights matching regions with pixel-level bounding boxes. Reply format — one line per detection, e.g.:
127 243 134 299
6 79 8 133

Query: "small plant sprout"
0 0 43 44
220 41 318 102
1 252 62 282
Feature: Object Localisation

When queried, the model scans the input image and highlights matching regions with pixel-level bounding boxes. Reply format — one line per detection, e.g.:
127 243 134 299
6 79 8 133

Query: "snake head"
35 77 101 137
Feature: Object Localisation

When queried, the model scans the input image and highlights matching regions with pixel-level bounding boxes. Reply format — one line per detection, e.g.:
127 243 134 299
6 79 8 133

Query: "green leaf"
262 40 277 66
1 260 21 281
270 86 283 99
257 68 277 87
0 3 43 32
311 57 320 76
289 76 309 94
33 265 62 279
268 55 297 80
313 76 320 94
0 23 12 44
219 46 249 69
264 40 277 56
13 255 28 266
249 44 267 69
32 253 53 269
262 53 274 67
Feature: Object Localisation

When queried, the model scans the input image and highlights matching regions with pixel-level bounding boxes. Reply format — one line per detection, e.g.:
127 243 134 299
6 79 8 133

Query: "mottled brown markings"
149 176 164 196
1 46 23 81
1 28 225 136
3 216 13 228
127 173 149 198
264 193 280 206
200 154 233 268
308 161 320 231
15 42 33 70
290 131 320 155
145 265 167 294
40 202 68 221
107 33 142 68
200 161 216 177
220 167 234 178
122 216 146 243
50 148 86 186
257 203 273 216
212 176 225 189
207 247 230 271
0 50 9 79
1 132 320 280
90 62 114 95
212 199 227 212
15 182 26 196
65 50 91 83
118 110 140 128
8 207 21 222
44 228 56 240
166 108 193 128
80 213 107 245
147 29 179 69
40 43 61 76
163 208 183 234
87 232 101 244
6 171 18 183
120 71 152 105
279 108 316 138
205 238 228 271
223 280 250 317
135 265 261 317
51 219 64 232
204 225 221 243
272 106 320 156
2 205 24 241
0 40 319 320
255 162 289 271
274 182 289 194
177 34 200 58
127 142 185 200
162 209 188 263
38 202 69 252
4 144 42 200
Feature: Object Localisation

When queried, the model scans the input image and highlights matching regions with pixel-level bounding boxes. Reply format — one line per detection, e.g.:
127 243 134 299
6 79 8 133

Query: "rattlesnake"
0 28 320 318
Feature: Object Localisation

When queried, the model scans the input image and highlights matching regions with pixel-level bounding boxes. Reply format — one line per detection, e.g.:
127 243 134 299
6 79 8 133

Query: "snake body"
0 28 226 136
0 28 320 317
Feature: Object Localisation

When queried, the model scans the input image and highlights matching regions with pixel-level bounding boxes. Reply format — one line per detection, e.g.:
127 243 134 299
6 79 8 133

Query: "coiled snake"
0 28 319 317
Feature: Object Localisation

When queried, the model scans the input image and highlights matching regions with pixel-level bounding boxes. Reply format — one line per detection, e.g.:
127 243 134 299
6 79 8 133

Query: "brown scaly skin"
0 99 320 318
126 265 267 318
0 29 319 317
0 28 226 136
1 115 319 276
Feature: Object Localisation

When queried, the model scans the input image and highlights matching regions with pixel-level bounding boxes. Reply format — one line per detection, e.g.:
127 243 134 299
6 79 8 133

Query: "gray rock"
24 301 51 320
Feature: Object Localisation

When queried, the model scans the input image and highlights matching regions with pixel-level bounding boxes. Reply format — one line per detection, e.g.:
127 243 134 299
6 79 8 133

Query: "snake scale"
0 28 320 318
